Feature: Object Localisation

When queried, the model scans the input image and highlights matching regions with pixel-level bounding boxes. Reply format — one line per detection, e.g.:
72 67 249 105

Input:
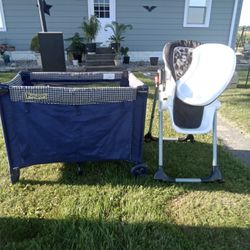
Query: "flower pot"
150 57 159 66
123 56 130 64
72 52 83 63
72 59 79 66
2 54 10 65
34 52 42 67
86 43 96 54
111 43 120 53
114 59 122 66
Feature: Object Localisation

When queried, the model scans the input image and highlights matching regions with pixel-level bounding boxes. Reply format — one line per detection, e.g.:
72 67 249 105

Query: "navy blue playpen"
0 71 148 183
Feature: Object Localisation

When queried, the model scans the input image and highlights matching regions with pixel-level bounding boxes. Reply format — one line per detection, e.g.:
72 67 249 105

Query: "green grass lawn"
0 72 250 249
0 72 15 83
219 69 250 136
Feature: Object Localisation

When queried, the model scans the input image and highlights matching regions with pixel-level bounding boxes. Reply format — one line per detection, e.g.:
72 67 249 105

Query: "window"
0 0 6 31
94 0 110 18
184 0 212 27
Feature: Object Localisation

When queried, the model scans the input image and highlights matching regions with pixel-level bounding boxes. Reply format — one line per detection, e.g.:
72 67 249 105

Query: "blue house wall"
0 0 243 60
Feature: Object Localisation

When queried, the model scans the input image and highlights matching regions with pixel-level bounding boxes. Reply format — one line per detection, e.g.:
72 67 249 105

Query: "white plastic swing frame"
154 43 236 183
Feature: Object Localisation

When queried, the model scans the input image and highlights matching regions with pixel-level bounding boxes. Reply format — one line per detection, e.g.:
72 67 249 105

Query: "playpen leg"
76 162 83 176
10 168 20 184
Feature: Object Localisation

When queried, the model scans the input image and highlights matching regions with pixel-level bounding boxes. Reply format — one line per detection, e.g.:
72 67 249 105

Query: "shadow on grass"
236 84 250 89
0 217 249 249
19 141 250 195
147 91 157 100
221 94 250 103
226 149 250 169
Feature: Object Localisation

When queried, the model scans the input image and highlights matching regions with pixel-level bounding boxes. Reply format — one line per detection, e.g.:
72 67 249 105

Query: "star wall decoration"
143 6 157 12
43 0 52 16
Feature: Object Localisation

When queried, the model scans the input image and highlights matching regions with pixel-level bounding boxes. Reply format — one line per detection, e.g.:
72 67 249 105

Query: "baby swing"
154 41 236 183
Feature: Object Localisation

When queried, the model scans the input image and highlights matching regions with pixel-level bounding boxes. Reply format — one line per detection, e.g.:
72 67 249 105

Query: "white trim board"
88 0 116 44
228 0 239 47
183 0 212 28
0 0 6 31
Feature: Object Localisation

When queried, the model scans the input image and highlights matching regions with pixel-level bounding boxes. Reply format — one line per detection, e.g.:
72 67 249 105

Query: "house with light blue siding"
0 0 243 61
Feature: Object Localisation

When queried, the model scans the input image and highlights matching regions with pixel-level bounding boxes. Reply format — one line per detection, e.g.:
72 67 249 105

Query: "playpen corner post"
121 71 129 86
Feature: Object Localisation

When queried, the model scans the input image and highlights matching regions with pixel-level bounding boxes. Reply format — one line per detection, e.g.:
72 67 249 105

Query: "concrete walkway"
217 115 250 168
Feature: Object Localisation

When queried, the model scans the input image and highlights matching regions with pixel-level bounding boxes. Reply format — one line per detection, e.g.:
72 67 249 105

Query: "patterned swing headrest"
163 40 202 81
163 40 203 129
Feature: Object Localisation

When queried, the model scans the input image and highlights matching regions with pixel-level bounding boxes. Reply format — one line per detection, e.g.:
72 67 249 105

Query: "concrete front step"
85 65 123 72
86 53 115 60
86 59 115 66
96 47 114 54
86 54 115 61
86 47 115 66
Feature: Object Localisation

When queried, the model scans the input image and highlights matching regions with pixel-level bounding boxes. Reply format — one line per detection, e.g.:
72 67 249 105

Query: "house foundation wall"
7 51 162 62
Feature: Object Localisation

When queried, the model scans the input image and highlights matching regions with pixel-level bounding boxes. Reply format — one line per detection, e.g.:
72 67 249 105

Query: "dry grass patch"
167 191 250 227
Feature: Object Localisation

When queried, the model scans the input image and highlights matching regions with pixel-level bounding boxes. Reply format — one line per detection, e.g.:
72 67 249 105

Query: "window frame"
94 0 110 19
183 0 212 28
0 0 6 32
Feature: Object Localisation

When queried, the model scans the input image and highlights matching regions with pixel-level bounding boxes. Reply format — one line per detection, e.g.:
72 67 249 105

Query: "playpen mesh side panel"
9 86 137 105
29 72 124 82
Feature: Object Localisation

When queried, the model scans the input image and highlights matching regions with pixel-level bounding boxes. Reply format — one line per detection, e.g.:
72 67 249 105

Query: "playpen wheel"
76 163 83 176
131 164 148 176
10 168 20 184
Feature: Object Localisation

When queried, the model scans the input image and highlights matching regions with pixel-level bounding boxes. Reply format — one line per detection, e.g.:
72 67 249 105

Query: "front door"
88 0 116 46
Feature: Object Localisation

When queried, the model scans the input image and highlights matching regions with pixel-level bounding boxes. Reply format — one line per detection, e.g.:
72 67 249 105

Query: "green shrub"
30 35 40 52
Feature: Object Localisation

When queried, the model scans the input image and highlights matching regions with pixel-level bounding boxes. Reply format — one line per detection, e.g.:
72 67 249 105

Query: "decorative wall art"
143 6 157 12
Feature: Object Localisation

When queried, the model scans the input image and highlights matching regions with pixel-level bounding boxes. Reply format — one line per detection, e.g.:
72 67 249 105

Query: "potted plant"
120 46 130 64
0 44 10 65
65 32 86 64
105 22 133 54
30 35 42 66
81 15 100 54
